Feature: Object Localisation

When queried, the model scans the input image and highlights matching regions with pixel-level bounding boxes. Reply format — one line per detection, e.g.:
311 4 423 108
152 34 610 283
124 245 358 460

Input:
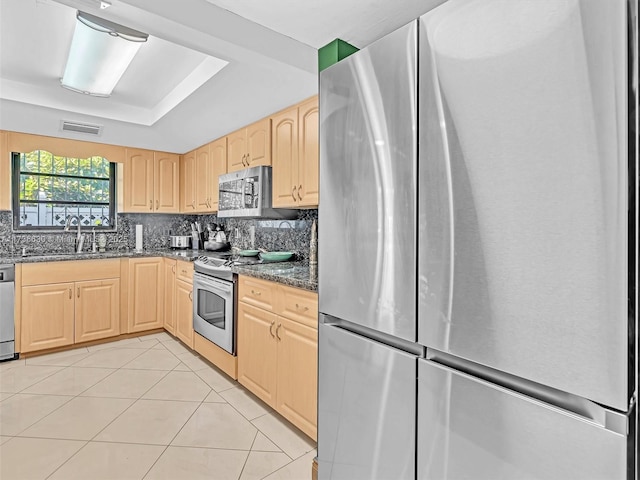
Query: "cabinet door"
209 137 227 211
128 258 164 333
21 283 74 353
154 152 180 213
180 151 196 212
195 144 212 212
227 128 247 173
276 316 318 440
175 279 194 348
271 107 299 208
124 148 155 212
237 302 278 408
75 279 120 343
298 96 319 207
247 118 271 167
163 260 176 335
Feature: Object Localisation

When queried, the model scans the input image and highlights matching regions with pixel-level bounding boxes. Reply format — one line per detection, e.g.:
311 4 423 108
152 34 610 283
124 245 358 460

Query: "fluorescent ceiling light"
61 11 148 97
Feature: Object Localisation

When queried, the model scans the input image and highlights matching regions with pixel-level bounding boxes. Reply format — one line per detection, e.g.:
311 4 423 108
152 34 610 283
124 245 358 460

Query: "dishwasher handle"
0 265 15 283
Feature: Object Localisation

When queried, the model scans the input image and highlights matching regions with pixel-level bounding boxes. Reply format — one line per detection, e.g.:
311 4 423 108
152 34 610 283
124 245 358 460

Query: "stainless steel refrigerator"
318 0 638 479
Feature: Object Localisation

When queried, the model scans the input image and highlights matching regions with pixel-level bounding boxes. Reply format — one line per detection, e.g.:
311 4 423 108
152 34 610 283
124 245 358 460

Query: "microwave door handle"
241 178 249 208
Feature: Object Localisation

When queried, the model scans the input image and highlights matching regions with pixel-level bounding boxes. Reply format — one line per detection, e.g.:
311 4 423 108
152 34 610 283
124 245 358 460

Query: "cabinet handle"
191 200 195 209
182 269 187 275
295 303 309 312
291 186 297 201
156 199 159 209
172 265 176 273
269 321 275 338
275 323 282 341
251 289 261 296
149 200 153 210
68 288 72 299
77 288 80 298
298 185 303 200
189 291 193 301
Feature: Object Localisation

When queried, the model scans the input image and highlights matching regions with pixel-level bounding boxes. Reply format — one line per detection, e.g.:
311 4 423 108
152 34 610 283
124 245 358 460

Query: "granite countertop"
232 262 317 292
0 249 201 265
0 249 318 291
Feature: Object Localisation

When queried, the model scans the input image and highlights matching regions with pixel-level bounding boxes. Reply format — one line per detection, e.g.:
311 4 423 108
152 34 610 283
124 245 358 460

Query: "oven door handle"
193 273 233 294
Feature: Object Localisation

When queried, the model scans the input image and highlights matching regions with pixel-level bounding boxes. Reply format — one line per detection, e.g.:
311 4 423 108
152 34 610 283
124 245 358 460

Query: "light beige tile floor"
0 332 316 480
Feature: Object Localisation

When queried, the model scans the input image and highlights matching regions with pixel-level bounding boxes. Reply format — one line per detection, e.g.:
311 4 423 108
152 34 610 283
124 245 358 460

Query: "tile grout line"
43 439 91 480
236 430 259 480
38 337 152 479
7 340 164 465
34 345 175 480
3 333 315 478
8 349 109 437
139 384 213 480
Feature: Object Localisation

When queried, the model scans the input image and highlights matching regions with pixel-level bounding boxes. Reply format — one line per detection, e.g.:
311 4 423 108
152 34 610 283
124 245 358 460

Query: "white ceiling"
0 0 444 154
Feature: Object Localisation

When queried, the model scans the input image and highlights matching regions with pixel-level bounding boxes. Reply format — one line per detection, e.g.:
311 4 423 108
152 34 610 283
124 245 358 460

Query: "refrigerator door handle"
427 350 629 436
322 314 425 357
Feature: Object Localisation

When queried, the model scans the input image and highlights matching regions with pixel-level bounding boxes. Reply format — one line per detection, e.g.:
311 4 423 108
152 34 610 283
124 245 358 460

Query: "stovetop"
193 251 263 280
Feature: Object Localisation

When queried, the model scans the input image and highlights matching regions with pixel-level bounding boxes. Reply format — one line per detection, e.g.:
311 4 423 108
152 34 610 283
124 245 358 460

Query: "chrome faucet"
64 215 85 253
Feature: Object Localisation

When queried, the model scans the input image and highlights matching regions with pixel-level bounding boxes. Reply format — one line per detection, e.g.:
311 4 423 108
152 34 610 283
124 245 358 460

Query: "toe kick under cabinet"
20 259 121 353
237 275 318 440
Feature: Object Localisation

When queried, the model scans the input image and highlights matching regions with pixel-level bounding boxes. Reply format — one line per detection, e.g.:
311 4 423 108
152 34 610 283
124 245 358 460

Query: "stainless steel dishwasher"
0 265 16 361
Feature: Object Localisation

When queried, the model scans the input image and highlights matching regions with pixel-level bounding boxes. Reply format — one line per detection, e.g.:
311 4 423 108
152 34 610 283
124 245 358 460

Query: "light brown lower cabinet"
163 259 177 335
238 302 279 406
21 282 75 352
175 278 194 348
128 258 164 333
237 276 318 440
21 278 120 353
275 316 318 439
20 260 122 353
74 279 120 343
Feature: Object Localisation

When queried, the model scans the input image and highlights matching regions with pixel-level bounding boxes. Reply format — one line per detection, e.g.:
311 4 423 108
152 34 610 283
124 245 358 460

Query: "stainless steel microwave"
218 165 297 219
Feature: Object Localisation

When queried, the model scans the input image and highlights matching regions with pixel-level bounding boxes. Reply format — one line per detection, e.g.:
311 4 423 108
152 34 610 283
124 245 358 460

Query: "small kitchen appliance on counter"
169 235 191 249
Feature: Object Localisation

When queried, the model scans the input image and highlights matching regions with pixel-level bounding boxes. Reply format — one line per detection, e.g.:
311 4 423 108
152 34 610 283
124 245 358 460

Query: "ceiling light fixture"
99 1 111 9
60 11 148 97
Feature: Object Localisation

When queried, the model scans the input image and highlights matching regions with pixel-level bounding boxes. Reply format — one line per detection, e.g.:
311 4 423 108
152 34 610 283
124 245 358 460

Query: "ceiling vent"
60 120 103 136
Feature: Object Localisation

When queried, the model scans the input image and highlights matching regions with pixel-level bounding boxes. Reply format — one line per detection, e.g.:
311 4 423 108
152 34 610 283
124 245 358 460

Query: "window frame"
11 151 117 232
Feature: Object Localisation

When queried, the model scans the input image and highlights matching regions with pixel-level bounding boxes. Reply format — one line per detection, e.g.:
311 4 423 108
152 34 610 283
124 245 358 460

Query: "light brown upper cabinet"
181 138 226 213
154 152 180 212
227 118 271 173
271 96 319 208
124 148 179 213
272 107 298 207
195 144 211 211
209 137 227 211
180 149 196 212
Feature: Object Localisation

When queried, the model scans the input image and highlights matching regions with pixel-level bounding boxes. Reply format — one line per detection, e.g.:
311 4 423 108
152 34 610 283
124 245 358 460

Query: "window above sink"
11 150 116 231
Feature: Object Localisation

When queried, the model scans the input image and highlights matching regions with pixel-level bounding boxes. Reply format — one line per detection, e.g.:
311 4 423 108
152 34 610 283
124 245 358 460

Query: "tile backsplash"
0 209 318 262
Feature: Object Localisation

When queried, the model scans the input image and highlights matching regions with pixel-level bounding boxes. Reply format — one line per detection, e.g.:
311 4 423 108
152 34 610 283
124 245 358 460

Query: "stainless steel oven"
193 258 236 354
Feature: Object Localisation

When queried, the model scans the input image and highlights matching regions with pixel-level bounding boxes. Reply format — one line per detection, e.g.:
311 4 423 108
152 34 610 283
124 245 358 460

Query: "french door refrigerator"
318 0 637 479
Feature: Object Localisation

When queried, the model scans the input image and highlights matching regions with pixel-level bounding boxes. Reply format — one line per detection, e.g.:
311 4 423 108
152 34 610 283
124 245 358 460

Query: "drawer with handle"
277 284 318 329
176 260 193 283
238 276 277 311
